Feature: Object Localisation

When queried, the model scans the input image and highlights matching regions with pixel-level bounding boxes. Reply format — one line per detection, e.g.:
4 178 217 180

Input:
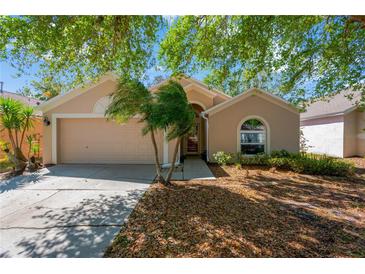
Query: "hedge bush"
213 151 233 166
235 150 354 177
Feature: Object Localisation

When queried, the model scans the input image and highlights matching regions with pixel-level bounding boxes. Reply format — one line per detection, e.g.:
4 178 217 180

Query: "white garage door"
58 118 159 164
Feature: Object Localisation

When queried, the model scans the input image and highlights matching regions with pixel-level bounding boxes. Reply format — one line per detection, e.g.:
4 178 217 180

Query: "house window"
240 119 266 155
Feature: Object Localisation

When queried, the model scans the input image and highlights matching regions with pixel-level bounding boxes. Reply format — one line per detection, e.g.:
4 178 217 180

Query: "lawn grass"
105 164 365 258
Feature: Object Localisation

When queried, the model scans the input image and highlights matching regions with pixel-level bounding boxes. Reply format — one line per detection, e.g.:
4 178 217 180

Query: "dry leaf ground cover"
105 165 365 258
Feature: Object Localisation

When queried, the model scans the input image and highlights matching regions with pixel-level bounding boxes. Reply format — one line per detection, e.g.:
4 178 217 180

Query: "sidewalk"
164 158 216 180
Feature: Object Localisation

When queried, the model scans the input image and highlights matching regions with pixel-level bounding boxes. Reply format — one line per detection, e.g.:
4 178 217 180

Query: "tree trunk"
7 129 16 151
19 123 28 149
15 129 19 148
150 130 166 184
6 147 27 174
166 138 181 183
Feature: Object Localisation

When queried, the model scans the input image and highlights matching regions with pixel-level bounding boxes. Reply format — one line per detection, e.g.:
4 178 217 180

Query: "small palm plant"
0 97 34 172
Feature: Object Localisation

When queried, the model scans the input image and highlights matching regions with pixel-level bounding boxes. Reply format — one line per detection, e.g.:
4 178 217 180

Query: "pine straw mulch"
104 165 365 258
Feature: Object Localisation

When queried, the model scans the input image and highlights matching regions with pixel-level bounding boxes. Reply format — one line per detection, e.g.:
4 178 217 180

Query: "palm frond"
105 78 152 124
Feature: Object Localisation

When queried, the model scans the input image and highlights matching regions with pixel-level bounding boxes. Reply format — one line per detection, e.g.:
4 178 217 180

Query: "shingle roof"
301 90 362 120
1 91 43 116
0 91 41 107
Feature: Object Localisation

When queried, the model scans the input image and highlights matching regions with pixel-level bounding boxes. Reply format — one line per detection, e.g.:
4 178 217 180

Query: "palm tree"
151 81 195 183
0 97 34 172
105 78 195 185
105 78 166 184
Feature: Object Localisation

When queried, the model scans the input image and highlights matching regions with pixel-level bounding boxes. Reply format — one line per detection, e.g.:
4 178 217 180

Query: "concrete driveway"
0 164 155 258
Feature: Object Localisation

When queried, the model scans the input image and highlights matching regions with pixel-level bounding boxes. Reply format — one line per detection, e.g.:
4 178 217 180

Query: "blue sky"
0 61 38 92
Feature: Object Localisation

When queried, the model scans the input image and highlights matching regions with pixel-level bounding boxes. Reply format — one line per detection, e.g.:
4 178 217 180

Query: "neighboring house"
38 73 300 165
301 90 365 158
0 90 43 159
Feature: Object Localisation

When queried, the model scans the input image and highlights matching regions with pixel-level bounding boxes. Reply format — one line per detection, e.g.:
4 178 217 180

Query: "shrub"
270 149 291 158
240 153 270 166
236 150 354 177
215 150 354 176
267 157 291 169
286 153 354 176
213 151 233 166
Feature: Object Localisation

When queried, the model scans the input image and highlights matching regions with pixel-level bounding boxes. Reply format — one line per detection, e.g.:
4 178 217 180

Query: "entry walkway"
167 157 216 180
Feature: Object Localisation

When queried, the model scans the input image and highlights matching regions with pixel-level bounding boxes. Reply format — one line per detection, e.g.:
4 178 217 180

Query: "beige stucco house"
38 73 300 165
301 90 365 158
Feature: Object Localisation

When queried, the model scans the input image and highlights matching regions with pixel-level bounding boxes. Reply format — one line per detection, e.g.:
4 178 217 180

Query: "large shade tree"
1 15 364 105
0 15 165 93
160 16 365 106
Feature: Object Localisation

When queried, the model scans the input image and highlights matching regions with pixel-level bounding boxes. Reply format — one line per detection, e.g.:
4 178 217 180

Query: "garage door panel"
58 118 159 164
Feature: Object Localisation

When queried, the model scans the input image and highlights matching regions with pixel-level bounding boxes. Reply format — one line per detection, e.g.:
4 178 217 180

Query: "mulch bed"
104 165 365 258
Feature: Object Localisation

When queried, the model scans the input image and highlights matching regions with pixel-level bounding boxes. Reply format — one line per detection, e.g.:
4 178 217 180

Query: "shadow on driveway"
1 189 143 258
0 164 155 193
0 164 154 257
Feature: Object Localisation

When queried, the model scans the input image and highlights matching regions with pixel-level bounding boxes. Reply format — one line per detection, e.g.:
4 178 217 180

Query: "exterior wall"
344 110 358 157
47 80 117 114
300 115 344 157
356 110 365 156
42 78 220 165
208 95 299 160
168 138 179 163
42 116 53 164
301 109 365 158
0 117 43 159
43 76 230 164
43 80 118 164
200 116 206 153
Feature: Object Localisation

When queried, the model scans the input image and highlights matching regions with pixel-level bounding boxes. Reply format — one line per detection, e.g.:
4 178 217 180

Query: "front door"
186 118 200 155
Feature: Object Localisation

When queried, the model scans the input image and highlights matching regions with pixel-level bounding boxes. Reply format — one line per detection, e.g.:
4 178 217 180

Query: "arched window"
240 119 266 155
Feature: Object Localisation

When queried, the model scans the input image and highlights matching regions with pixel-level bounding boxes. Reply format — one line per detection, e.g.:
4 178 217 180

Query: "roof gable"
203 88 299 116
38 73 231 113
1 91 42 116
38 72 118 113
149 75 231 101
1 91 41 107
301 90 362 120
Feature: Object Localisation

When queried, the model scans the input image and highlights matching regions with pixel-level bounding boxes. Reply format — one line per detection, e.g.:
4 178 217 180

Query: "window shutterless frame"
237 116 270 155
